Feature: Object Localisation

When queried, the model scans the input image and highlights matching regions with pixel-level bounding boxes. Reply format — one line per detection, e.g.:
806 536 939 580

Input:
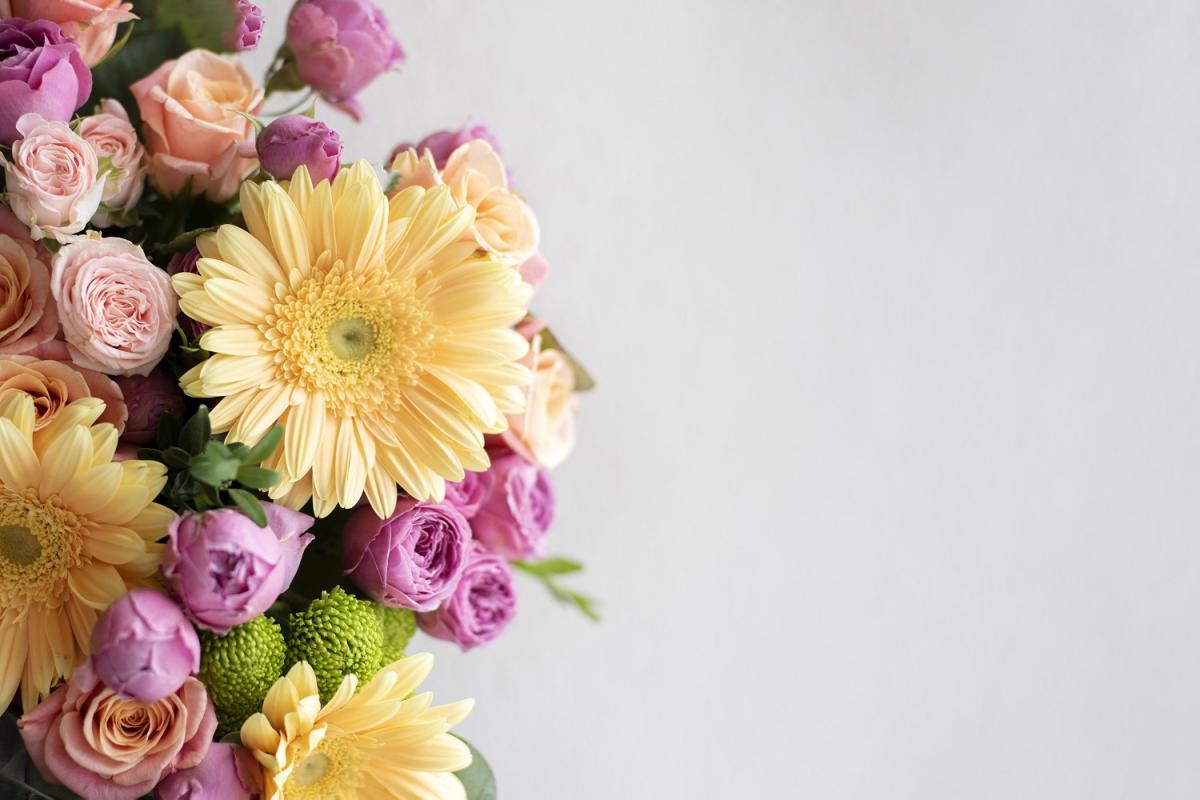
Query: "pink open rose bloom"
3 0 137 66
18 660 217 800
0 345 126 431
78 98 146 227
0 231 57 353
131 49 263 201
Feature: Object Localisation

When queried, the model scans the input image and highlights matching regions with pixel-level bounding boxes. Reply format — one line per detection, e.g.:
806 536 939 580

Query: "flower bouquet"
0 1 594 798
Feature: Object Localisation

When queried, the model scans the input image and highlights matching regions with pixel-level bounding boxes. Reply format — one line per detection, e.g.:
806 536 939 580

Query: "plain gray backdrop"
249 1 1200 797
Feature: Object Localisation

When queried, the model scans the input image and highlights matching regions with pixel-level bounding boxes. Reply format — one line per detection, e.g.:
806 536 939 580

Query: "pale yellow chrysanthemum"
174 161 531 518
0 393 172 710
242 654 474 800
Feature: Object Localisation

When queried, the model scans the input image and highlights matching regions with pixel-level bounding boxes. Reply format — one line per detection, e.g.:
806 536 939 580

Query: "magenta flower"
343 498 471 612
257 114 343 182
115 369 187 446
90 589 201 703
223 0 265 51
417 544 517 651
0 19 91 144
154 742 264 800
163 504 315 633
391 124 502 169
472 453 556 559
444 469 495 520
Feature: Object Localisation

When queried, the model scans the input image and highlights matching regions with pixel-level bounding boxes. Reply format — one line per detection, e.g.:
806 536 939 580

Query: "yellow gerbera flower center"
285 735 366 799
0 485 83 606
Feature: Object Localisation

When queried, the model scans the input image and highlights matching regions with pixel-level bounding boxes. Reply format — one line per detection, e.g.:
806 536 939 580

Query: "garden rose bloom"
0 349 126 431
115 369 186 445
163 504 314 633
51 236 176 376
4 1 137 66
257 114 342 182
286 0 404 120
445 469 495 520
0 19 90 144
91 589 201 703
417 544 517 651
502 339 578 469
343 498 472 612
18 661 216 800
131 49 263 201
223 0 264 52
3 113 105 242
472 452 555 559
0 233 56 353
154 743 263 800
78 98 146 227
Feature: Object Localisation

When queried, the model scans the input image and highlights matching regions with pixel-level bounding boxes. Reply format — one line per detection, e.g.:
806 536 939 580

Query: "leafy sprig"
511 557 600 621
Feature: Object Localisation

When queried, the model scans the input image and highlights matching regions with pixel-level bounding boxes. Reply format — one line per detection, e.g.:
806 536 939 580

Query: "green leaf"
149 225 217 258
178 406 211 455
236 466 280 490
454 738 498 800
155 0 238 51
93 20 135 68
511 557 583 576
162 446 192 470
156 410 181 449
242 426 283 465
538 327 596 392
228 488 267 527
189 453 239 487
87 26 189 129
264 60 305 96
512 556 600 621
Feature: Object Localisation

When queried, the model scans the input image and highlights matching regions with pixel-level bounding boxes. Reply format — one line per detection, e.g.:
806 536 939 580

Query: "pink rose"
18 660 216 800
502 331 578 469
78 98 146 227
5 0 137 66
1 112 105 243
0 347 127 432
131 49 263 201
520 251 551 300
51 236 176 376
0 231 56 353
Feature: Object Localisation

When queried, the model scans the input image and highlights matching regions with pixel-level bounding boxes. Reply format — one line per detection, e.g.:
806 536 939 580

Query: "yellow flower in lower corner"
242 653 473 800
0 393 172 711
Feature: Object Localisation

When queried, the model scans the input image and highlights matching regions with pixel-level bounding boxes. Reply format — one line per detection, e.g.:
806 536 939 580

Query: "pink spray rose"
2 113 105 242
78 98 146 227
0 232 56 353
0 346 126 432
51 236 176 376
256 114 343 183
417 544 517 651
114 369 186 446
343 498 472 612
90 589 201 703
472 452 555 559
163 504 315 633
223 0 264 52
154 742 264 800
286 0 404 120
4 0 137 66
131 49 263 201
0 19 91 144
18 660 217 800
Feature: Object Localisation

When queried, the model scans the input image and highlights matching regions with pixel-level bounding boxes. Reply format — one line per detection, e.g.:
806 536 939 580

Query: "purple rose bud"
286 0 404 121
390 124 501 170
343 498 471 612
114 370 187 446
167 248 209 340
257 114 343 183
90 589 201 702
417 544 516 651
444 470 495 520
154 743 264 800
163 504 315 633
0 19 91 144
222 0 265 52
472 454 555 559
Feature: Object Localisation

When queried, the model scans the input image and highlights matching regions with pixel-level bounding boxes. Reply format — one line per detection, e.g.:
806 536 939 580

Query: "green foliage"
538 326 596 392
154 0 238 52
511 557 601 621
87 22 188 129
286 588 385 702
454 737 498 800
374 605 418 664
198 616 287 738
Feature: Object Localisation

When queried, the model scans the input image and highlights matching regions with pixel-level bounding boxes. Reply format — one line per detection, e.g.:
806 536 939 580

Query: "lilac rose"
472 453 556 559
390 124 502 170
163 504 315 633
223 0 265 51
417 544 517 651
444 469 495 520
343 498 471 612
90 589 201 703
257 114 343 183
0 19 91 144
154 742 264 800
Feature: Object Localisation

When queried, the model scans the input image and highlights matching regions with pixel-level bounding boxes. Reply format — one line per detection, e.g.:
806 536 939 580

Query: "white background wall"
251 2 1200 797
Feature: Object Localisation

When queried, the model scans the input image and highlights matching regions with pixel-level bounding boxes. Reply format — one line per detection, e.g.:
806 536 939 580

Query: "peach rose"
4 0 137 66
0 231 56 354
502 332 577 469
18 660 216 800
2 113 105 243
51 236 176 376
0 344 127 431
391 139 540 263
131 49 263 201
78 98 145 227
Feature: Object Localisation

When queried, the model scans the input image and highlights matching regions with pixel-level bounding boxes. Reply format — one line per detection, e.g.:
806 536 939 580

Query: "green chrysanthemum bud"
374 604 417 664
198 615 286 737
286 587 384 701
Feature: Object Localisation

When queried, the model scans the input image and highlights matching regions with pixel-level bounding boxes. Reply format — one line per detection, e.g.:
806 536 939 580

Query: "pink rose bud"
223 0 265 51
163 505 315 633
257 114 343 183
115 369 187 446
0 19 91 144
343 498 471 612
472 453 556 559
154 742 264 800
286 0 404 121
90 589 201 703
417 544 517 651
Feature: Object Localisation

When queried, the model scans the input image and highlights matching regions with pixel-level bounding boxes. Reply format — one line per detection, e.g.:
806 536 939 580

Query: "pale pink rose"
78 99 145 227
131 49 263 201
1 113 105 243
0 232 56 354
391 140 540 263
51 236 176 376
0 346 127 432
520 252 551 299
4 0 137 66
18 660 216 800
502 331 577 469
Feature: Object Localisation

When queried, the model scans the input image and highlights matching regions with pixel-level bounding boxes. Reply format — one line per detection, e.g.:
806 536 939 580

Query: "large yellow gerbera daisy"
174 162 531 518
241 654 473 800
0 393 172 711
